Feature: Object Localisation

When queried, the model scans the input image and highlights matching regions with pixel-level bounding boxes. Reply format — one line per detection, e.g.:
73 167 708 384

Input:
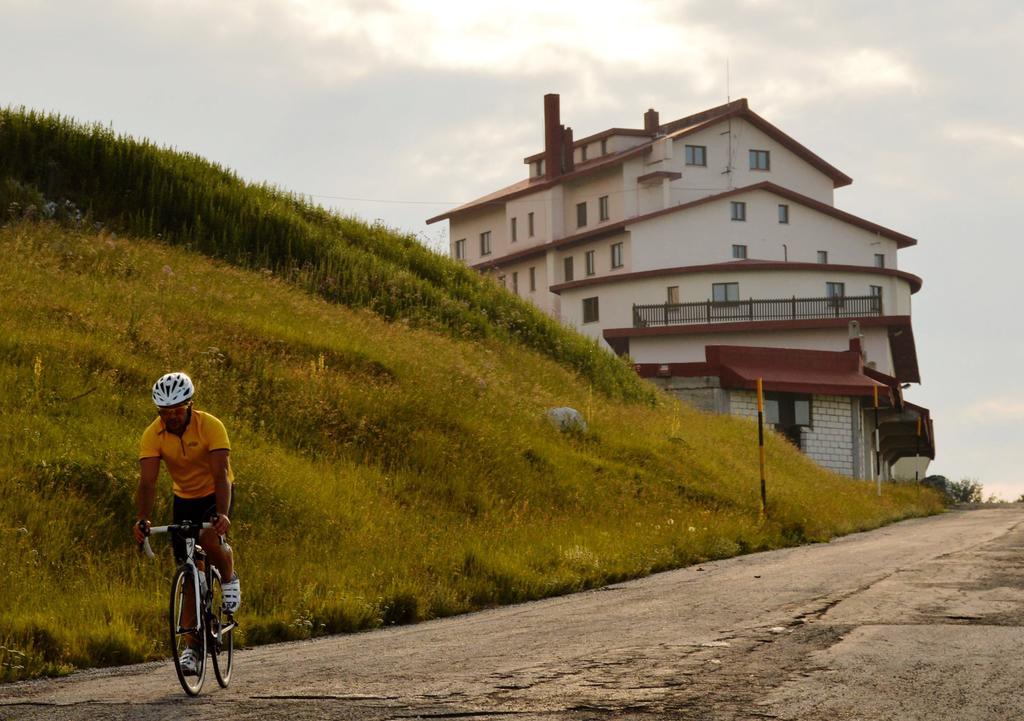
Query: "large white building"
428 95 934 480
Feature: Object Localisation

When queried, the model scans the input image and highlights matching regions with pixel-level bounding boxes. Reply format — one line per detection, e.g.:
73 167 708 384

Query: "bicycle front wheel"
169 566 207 696
208 567 234 687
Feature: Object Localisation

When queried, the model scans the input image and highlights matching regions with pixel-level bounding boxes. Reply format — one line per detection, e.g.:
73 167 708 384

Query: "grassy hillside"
0 107 651 402
0 221 942 681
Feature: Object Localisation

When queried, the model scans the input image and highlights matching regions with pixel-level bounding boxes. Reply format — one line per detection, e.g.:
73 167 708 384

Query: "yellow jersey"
139 410 235 499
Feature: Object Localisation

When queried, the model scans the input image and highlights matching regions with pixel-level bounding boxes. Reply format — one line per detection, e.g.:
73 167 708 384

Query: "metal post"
757 378 767 518
915 416 921 482
873 386 881 496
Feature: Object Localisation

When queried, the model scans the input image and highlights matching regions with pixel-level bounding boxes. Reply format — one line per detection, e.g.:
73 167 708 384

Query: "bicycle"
140 519 237 696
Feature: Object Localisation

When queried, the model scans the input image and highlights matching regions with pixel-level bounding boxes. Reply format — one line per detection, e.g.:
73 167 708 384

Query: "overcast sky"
4 0 1022 498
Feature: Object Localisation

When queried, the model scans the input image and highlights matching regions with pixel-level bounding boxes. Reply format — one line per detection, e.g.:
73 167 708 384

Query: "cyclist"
132 371 240 675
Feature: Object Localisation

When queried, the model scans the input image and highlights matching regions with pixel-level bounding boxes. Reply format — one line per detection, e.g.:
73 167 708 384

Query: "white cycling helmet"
152 372 195 407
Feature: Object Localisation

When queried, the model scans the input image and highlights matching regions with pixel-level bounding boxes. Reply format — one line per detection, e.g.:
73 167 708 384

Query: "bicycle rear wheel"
208 567 234 687
170 566 207 696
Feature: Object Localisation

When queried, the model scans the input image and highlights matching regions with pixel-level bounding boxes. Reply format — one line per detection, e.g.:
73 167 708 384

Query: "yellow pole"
915 416 922 481
757 378 767 518
873 386 881 496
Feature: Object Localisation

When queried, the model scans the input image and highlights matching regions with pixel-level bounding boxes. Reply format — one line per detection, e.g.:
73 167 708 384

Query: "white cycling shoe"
179 647 200 676
222 574 241 613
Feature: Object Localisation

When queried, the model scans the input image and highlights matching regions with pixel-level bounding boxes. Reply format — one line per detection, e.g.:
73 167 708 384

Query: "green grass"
0 221 943 681
0 107 652 402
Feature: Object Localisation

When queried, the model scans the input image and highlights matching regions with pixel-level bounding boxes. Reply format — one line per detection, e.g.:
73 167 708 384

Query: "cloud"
964 398 1024 422
944 124 1024 151
830 48 920 91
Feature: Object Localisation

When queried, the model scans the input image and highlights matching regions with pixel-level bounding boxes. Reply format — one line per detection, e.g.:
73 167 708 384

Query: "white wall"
625 326 893 372
484 255 555 313
506 189 554 247
662 119 837 206
449 206 508 265
556 231 631 283
561 168 623 232
558 268 912 339
629 189 902 272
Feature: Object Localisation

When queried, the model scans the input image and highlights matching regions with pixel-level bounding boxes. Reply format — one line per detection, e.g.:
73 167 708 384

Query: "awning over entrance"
633 345 895 403
705 345 894 401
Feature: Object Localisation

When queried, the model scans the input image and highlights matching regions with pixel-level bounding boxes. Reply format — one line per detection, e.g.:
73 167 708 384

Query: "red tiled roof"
426 98 854 225
708 345 891 399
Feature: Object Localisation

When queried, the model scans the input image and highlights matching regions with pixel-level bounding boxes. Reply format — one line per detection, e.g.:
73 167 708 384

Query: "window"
667 286 679 304
765 392 812 447
585 250 596 276
732 244 748 259
826 282 845 306
685 144 707 166
480 231 491 256
498 274 506 288
599 195 609 221
730 201 746 221
582 296 600 323
454 238 466 260
600 138 608 155
712 282 740 302
749 149 770 170
817 250 829 264
529 266 536 291
611 242 624 269
778 204 789 224
874 253 885 268
534 160 543 176
580 144 588 162
510 217 517 242
564 256 574 282
870 285 883 312
528 212 535 237
576 201 587 228
511 271 518 294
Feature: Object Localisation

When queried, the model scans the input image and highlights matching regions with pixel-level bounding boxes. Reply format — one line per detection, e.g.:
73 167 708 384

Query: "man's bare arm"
210 449 231 535
133 457 160 542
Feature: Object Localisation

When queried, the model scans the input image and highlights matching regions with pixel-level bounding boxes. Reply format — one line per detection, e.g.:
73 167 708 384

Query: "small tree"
948 477 984 503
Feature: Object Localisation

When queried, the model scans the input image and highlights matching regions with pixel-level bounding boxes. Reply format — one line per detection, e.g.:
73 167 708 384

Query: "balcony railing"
633 294 882 328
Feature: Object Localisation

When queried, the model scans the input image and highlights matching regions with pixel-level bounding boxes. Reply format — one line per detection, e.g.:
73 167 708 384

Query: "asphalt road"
2 507 1022 721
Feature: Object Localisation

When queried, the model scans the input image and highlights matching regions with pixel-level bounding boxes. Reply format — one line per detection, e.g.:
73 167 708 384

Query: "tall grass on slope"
0 107 651 402
0 222 944 681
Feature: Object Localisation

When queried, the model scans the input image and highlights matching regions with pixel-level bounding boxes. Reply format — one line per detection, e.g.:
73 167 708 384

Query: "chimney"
644 108 660 134
562 126 575 173
544 94 563 180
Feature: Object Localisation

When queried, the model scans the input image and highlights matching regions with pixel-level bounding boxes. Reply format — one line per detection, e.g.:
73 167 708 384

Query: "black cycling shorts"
171 487 234 562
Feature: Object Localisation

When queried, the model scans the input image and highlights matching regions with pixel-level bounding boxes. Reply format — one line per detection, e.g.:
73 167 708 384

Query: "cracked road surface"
2 508 1023 720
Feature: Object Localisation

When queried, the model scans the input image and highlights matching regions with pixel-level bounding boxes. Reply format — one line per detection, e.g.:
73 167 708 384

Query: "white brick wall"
726 390 856 476
802 395 853 475
730 390 760 419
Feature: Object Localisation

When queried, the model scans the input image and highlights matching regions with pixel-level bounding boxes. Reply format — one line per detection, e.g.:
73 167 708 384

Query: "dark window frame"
712 282 739 302
685 144 707 166
582 296 600 323
749 149 770 171
610 242 624 269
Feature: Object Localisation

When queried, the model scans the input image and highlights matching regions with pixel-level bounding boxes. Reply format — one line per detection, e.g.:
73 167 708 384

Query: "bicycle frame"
143 522 209 638
141 520 237 695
